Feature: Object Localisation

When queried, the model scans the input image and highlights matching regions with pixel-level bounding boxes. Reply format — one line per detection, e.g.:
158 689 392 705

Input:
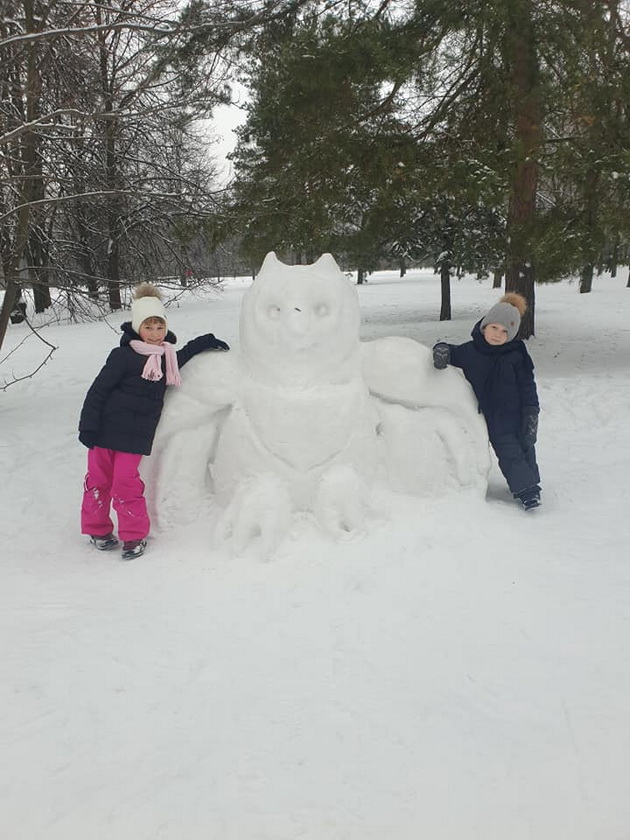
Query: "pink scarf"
129 340 181 386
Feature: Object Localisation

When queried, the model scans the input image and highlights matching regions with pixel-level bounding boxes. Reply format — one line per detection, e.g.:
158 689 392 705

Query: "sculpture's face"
240 253 361 382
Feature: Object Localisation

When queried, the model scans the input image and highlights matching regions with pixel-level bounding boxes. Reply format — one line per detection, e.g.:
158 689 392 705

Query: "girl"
79 283 229 558
433 292 542 511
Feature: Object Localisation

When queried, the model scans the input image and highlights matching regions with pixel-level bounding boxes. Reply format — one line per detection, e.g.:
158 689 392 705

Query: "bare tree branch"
0 317 57 391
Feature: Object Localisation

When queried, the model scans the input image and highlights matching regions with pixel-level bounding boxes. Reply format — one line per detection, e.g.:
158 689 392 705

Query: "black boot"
121 539 147 560
90 533 119 550
516 487 541 512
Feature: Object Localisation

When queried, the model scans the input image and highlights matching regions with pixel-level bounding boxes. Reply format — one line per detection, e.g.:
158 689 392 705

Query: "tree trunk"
579 166 600 296
30 237 52 313
493 269 503 289
29 150 52 313
0 0 39 351
357 267 366 284
0 273 20 350
98 9 122 311
439 262 451 321
104 131 122 310
9 286 27 324
0 204 31 351
399 258 406 277
609 240 618 278
580 264 594 294
77 215 98 299
504 0 542 339
33 276 51 313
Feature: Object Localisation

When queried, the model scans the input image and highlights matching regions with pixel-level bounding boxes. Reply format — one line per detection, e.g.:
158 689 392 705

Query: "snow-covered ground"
2 268 629 839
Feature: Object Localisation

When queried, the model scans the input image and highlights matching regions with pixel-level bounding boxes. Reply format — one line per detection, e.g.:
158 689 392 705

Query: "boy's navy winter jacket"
445 320 539 439
79 322 226 455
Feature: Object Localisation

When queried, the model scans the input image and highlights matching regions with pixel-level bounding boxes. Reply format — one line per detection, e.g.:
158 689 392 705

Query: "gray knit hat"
480 293 526 342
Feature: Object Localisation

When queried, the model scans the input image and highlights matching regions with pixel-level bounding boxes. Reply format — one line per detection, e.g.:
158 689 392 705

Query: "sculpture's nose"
287 306 308 334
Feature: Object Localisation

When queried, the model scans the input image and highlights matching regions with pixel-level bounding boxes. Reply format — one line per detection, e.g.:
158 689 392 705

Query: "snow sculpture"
146 253 489 554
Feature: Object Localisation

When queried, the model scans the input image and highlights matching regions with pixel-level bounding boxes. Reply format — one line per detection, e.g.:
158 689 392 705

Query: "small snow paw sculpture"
144 355 236 530
213 473 293 557
313 464 371 539
145 416 215 529
362 336 490 495
376 403 486 496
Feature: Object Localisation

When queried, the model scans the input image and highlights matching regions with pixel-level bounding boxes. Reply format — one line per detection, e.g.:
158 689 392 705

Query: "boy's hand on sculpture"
432 343 450 370
521 406 539 448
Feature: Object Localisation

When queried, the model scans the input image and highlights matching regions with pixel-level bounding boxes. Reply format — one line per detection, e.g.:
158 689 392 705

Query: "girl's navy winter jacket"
445 320 539 439
79 322 226 455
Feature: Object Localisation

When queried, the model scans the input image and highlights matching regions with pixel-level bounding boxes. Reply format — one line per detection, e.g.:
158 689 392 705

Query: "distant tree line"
2 0 629 353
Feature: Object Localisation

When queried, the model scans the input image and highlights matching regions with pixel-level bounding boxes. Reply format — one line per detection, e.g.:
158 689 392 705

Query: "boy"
433 293 541 511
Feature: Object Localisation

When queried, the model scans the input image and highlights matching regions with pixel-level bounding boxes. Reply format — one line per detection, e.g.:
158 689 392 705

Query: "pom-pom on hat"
480 292 527 342
131 283 166 334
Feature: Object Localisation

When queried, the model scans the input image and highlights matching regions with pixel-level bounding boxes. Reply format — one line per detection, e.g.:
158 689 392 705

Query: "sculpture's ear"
258 251 281 277
313 253 342 276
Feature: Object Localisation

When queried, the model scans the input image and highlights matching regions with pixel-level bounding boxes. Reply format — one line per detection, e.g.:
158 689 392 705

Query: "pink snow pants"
81 447 150 542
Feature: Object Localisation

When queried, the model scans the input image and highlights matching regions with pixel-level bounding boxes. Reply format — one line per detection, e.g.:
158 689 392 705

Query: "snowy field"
1 267 630 839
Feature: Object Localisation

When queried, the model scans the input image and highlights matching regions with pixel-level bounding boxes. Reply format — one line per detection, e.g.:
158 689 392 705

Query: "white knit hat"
131 284 166 334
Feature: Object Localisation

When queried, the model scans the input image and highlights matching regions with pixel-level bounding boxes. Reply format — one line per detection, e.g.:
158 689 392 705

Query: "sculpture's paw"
376 403 489 496
146 394 230 531
144 418 223 531
314 464 371 539
213 473 293 558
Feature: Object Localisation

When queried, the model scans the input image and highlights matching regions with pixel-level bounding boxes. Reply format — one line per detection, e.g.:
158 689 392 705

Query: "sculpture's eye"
315 303 329 317
268 304 281 320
